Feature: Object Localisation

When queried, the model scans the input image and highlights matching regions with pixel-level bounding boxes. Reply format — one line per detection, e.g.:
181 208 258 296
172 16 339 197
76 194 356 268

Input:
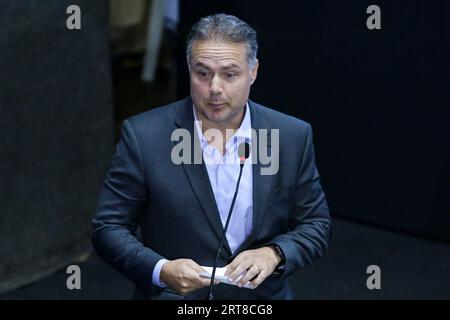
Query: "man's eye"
197 71 208 78
226 73 236 79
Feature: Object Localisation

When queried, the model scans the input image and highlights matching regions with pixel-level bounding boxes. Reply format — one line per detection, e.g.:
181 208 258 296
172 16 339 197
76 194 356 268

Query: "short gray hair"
186 13 258 68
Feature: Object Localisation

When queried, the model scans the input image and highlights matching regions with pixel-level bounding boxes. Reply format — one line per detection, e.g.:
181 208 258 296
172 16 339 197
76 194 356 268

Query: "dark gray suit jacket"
92 97 331 299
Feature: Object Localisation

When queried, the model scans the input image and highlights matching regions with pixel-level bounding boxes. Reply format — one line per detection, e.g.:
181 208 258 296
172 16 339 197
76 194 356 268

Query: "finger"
180 263 208 288
197 275 220 287
224 251 248 276
239 266 260 286
223 264 232 276
191 264 221 287
249 269 268 288
229 261 252 283
199 277 213 287
224 264 239 278
190 261 207 274
190 262 211 284
224 259 240 277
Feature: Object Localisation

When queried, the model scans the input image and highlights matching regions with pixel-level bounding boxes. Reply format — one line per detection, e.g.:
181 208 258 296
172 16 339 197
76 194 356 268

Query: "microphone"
238 141 251 168
207 142 251 300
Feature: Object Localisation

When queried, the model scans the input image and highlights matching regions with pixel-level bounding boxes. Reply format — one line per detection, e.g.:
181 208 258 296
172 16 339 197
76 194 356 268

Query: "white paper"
199 266 254 289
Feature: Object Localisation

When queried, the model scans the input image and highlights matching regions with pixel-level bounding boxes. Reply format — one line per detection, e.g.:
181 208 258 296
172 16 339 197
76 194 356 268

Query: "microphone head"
238 142 251 162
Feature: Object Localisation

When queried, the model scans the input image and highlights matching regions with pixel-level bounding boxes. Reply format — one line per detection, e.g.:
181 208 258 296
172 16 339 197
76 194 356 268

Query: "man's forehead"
191 40 247 65
192 39 247 50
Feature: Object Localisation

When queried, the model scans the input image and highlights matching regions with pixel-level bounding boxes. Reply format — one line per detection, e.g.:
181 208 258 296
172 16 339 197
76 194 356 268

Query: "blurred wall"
177 0 450 242
0 0 113 293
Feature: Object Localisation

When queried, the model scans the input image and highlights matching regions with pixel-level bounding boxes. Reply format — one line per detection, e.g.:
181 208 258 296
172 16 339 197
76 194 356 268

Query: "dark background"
177 0 450 243
1 0 449 299
0 0 113 293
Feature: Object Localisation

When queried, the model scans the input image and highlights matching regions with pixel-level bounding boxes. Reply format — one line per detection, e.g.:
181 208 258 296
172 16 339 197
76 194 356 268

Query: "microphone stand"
207 160 246 300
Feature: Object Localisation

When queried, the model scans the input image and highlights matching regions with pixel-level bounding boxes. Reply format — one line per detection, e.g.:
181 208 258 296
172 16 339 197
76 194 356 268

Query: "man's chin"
207 114 226 123
203 107 227 119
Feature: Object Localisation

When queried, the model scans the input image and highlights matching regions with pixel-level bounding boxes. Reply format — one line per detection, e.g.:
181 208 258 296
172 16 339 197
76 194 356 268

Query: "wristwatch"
269 244 286 276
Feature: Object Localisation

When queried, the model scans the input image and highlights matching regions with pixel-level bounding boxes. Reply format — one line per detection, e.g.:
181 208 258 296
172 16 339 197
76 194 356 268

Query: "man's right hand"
160 259 219 295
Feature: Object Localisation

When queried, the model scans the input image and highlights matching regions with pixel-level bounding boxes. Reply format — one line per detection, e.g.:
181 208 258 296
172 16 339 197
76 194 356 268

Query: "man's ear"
250 59 259 85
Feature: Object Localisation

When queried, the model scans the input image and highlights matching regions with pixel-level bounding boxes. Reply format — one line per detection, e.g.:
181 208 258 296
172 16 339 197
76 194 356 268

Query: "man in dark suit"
92 13 331 300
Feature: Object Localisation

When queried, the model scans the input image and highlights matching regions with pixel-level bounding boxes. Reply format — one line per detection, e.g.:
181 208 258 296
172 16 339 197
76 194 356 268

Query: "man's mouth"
207 103 227 109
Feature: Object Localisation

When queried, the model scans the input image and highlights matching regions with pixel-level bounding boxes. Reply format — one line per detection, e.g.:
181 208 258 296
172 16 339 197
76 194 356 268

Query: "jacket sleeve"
91 120 164 292
270 124 332 277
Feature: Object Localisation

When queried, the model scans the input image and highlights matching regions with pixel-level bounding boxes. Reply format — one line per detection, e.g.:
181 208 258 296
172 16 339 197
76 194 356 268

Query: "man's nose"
209 75 223 95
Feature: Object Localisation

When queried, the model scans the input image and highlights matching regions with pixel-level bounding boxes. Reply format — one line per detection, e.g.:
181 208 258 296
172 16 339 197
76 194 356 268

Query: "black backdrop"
0 0 112 293
177 1 450 242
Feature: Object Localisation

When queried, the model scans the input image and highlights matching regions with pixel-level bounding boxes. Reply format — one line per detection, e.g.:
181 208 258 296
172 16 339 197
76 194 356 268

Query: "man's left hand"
224 246 281 289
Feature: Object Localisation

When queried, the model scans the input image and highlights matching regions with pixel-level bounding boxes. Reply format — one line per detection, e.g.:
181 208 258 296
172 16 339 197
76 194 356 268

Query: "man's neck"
198 107 246 155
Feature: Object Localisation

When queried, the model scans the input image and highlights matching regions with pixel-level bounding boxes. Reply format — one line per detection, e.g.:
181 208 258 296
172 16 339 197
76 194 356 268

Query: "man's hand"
160 259 219 295
224 246 281 289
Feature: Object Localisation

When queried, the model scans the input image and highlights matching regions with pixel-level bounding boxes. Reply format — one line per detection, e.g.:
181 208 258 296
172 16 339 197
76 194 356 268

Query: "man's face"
189 40 258 128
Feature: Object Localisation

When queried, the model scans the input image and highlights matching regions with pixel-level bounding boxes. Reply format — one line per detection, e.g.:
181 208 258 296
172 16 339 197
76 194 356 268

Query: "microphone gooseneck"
207 142 251 300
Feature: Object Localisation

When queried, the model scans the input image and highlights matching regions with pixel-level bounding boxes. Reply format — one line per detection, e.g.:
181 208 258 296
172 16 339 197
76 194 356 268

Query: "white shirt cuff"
152 259 169 288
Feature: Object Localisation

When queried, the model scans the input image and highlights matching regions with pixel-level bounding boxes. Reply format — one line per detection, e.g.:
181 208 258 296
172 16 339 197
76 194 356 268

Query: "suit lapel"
173 97 232 255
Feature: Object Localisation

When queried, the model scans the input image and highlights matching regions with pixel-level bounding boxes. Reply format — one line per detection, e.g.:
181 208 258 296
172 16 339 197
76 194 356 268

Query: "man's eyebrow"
193 62 241 70
222 64 241 70
194 62 210 69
